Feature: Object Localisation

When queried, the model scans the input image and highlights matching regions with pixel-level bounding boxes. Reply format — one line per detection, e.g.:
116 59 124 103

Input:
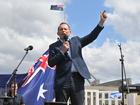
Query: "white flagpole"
63 4 66 22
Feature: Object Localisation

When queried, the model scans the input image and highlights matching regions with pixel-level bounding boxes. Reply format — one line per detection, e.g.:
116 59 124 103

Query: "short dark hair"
58 22 71 31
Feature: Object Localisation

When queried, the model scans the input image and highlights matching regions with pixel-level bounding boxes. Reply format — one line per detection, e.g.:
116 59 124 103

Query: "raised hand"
99 10 107 26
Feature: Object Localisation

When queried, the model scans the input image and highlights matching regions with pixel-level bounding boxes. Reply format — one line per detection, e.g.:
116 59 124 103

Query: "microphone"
63 36 70 58
24 45 33 51
63 36 69 41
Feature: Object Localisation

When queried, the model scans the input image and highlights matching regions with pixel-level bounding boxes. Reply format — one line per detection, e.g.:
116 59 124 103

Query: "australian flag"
18 50 55 105
50 5 64 11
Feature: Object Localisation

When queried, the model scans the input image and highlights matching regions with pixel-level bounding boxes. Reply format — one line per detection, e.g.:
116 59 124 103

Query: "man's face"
57 23 71 39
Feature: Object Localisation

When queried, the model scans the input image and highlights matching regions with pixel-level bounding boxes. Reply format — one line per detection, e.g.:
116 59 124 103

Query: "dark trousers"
55 73 85 105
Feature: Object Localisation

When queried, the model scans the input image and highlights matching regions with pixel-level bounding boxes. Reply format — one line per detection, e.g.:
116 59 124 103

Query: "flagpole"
63 11 66 22
63 0 66 22
63 5 65 22
50 3 65 22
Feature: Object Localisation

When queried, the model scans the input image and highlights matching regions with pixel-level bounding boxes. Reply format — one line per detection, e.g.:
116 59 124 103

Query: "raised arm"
80 11 107 47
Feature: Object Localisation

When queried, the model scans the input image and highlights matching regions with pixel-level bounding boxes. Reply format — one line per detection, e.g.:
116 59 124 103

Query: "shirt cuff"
98 23 104 28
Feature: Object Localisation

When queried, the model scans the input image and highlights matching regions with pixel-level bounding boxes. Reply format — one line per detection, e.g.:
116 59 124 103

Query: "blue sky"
0 0 139 84
65 0 126 46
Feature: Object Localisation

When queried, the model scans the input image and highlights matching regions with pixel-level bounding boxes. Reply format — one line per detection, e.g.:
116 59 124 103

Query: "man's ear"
70 30 71 34
57 31 60 36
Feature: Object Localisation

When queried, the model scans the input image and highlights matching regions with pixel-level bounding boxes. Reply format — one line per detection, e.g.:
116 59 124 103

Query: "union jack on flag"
18 50 55 105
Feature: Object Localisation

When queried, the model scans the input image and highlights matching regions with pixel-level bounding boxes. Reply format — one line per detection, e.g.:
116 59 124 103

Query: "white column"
96 91 99 105
127 93 135 105
85 90 87 105
91 91 93 105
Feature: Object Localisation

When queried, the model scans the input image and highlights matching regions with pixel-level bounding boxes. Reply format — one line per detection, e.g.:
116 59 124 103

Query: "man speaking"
48 11 107 105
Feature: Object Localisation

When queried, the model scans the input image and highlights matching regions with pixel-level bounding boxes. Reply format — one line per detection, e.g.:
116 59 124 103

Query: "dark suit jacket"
48 25 103 88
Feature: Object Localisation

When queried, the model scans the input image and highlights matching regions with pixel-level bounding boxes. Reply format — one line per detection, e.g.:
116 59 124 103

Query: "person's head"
9 82 18 96
10 82 18 91
57 22 71 39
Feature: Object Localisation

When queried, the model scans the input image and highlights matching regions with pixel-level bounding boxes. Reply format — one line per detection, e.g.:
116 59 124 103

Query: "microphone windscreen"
63 36 68 41
28 45 33 50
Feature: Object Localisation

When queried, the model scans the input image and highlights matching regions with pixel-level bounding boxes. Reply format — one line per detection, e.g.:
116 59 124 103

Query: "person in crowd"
3 82 25 105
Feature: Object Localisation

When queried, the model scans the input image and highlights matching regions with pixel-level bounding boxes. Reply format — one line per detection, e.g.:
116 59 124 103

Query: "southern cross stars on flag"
18 50 55 105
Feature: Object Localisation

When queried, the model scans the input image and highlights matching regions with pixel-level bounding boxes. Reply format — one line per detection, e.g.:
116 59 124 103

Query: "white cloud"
83 39 140 84
0 0 67 74
0 0 139 86
105 0 140 41
85 0 140 84
0 0 65 37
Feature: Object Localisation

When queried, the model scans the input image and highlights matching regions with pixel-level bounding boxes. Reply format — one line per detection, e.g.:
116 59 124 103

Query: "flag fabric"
50 5 64 11
110 91 122 99
18 50 55 105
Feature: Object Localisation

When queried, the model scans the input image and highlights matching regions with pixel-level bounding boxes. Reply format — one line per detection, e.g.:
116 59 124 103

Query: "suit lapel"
69 38 74 58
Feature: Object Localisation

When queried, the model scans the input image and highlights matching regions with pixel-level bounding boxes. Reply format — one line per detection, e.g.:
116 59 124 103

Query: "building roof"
86 78 132 91
90 78 132 87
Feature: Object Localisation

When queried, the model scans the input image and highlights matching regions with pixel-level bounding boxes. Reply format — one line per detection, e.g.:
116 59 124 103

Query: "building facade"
85 86 124 105
84 79 140 105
